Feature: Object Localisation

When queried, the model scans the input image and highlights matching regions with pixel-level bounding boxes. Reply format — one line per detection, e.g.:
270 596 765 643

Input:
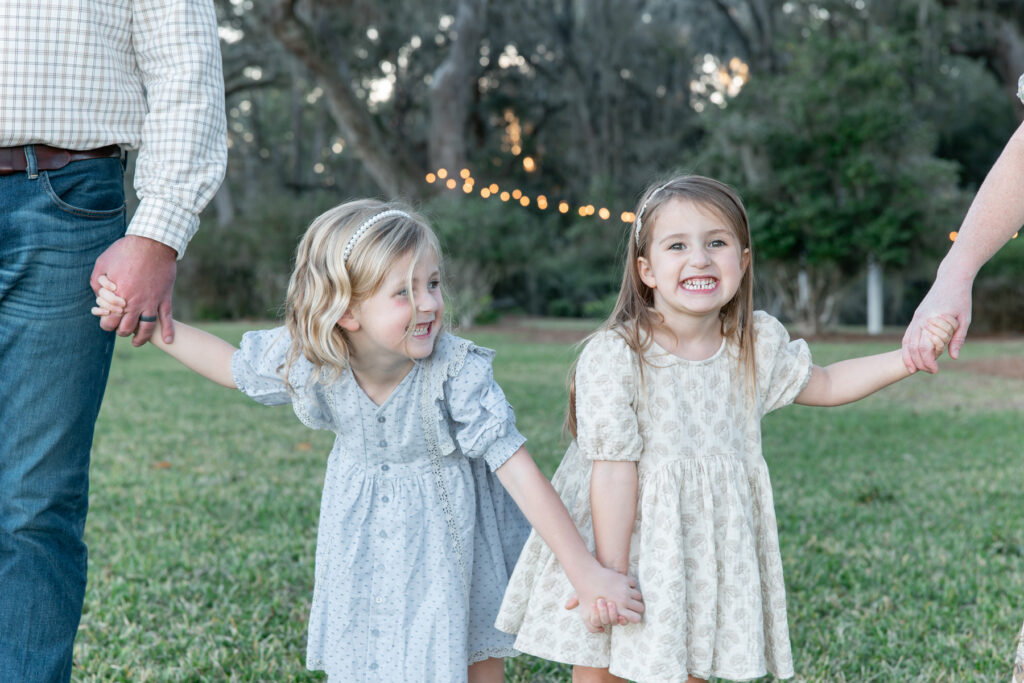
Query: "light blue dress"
231 330 530 682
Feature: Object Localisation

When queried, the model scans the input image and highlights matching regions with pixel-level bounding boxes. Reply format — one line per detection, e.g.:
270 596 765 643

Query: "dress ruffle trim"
423 333 512 460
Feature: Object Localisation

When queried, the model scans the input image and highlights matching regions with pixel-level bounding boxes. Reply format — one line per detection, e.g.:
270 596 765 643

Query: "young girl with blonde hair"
496 175 955 682
93 199 643 682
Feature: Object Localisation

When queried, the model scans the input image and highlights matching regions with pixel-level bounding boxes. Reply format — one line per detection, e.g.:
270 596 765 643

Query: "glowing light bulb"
425 173 436 183
437 168 448 179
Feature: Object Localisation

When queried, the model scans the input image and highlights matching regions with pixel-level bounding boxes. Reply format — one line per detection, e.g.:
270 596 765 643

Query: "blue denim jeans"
0 148 125 682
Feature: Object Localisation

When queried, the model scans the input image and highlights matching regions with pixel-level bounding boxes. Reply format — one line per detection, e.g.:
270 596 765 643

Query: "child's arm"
796 316 955 407
590 461 637 577
93 275 237 388
495 447 644 630
586 459 638 627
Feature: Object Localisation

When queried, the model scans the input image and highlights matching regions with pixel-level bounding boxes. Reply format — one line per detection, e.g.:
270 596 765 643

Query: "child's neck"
347 354 415 406
652 311 723 361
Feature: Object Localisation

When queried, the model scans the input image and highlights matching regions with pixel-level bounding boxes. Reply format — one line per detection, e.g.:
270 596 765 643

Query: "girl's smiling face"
638 198 749 328
340 249 443 368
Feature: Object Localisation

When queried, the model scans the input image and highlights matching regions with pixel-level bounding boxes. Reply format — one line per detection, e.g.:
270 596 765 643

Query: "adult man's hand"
90 235 177 346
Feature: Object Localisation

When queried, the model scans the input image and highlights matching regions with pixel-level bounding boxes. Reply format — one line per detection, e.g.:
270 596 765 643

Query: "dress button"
379 439 387 447
377 416 385 423
381 464 389 472
374 596 384 604
371 629 380 637
381 496 390 503
379 530 388 539
369 662 379 670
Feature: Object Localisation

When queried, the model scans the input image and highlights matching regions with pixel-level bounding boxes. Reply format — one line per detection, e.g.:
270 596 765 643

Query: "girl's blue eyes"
397 280 441 296
668 239 728 250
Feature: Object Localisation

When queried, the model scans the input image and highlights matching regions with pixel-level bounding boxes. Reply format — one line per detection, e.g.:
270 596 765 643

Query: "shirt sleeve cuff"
483 429 527 472
126 197 199 259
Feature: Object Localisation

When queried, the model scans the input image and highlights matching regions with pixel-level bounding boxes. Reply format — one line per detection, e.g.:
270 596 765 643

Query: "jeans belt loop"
23 145 38 179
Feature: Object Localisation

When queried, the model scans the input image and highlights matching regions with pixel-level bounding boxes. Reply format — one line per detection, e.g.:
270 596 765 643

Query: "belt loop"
23 145 38 179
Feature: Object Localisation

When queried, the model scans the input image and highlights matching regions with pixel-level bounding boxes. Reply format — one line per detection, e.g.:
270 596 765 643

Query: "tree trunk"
290 62 305 190
267 0 424 199
866 255 883 335
762 260 842 335
212 183 236 227
428 0 488 174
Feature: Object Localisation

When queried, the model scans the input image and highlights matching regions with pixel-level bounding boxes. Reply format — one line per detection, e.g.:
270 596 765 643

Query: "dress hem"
468 647 519 664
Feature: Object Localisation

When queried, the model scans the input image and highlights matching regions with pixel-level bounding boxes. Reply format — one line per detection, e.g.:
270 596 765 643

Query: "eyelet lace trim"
469 646 519 665
419 334 475 595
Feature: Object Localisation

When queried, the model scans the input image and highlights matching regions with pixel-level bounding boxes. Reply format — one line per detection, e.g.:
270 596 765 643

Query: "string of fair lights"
425 163 637 224
425 167 1015 244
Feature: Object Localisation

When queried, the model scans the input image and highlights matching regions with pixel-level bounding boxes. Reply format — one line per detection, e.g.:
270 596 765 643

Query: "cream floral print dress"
496 312 812 682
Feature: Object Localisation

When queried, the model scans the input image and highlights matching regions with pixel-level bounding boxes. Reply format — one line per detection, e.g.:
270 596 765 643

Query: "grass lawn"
75 322 1024 681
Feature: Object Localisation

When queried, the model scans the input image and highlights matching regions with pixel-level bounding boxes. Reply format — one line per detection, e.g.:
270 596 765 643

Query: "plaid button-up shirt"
0 0 227 257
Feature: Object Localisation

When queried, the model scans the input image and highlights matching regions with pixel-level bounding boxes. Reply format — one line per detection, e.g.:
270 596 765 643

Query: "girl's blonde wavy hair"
567 175 757 437
282 199 442 387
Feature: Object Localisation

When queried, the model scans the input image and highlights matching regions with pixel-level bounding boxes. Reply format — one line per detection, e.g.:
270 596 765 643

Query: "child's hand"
922 314 958 361
564 594 627 632
91 274 126 319
563 566 644 633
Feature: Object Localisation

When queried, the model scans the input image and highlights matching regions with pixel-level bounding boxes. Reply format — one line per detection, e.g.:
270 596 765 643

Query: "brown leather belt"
0 144 122 175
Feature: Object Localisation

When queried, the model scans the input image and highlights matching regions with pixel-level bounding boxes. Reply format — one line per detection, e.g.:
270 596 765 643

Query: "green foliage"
179 194 340 320
972 235 1024 333
424 195 627 321
425 195 551 324
706 32 964 273
582 292 618 320
926 57 1020 188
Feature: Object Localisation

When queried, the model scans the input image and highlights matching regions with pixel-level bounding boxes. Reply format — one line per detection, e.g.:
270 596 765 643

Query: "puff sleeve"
575 331 644 461
445 346 526 472
753 311 814 416
231 327 336 431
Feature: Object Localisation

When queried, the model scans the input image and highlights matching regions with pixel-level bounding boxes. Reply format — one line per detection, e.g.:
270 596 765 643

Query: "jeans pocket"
41 158 126 218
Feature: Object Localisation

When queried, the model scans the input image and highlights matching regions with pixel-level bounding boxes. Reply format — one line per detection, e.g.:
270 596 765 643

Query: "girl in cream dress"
497 175 955 682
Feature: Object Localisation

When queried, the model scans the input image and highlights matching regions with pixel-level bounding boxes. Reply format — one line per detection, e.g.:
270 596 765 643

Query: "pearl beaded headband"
634 181 674 247
342 209 411 262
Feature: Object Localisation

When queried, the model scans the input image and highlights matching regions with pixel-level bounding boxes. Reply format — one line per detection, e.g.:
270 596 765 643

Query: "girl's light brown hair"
567 175 756 437
282 199 441 387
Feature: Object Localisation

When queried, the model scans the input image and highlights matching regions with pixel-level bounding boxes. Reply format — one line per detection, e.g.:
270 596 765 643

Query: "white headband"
343 209 411 262
634 181 673 247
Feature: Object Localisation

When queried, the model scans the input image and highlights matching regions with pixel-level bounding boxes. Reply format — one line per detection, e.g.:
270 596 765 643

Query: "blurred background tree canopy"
174 0 1024 333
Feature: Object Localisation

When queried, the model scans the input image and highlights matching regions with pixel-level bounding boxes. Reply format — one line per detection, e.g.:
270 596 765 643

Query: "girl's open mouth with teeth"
411 320 433 337
680 277 718 291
